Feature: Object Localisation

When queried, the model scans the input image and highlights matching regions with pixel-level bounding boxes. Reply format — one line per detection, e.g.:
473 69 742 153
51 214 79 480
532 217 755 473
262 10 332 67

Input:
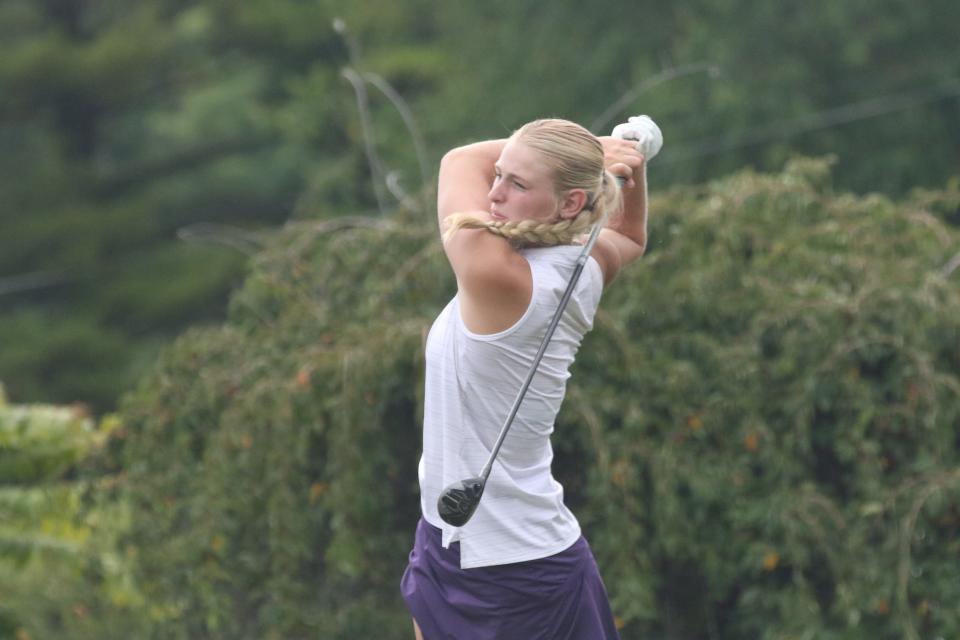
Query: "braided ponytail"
590 169 623 231
443 119 623 248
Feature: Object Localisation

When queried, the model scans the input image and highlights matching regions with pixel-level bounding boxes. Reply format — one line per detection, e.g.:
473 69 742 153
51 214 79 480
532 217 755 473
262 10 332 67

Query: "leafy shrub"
0 388 146 640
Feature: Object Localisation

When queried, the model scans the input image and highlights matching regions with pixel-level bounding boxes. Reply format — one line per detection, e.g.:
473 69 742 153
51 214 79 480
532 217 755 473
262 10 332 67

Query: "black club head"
437 477 485 527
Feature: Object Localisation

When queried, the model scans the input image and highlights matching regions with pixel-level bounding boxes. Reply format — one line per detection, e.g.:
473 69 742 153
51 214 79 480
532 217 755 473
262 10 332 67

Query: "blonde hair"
443 119 623 247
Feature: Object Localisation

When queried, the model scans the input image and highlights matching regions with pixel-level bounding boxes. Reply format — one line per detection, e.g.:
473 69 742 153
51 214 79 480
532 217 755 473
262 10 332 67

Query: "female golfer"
401 118 649 639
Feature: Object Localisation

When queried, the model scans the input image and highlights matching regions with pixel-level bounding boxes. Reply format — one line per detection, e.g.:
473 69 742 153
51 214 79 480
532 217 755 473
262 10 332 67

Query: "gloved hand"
611 115 663 161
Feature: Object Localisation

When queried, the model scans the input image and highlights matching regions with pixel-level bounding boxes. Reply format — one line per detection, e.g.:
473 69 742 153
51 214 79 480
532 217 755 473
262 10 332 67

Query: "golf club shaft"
477 176 626 482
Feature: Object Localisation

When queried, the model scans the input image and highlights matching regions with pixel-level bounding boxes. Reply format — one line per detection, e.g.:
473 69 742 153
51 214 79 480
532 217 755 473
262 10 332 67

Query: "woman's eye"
513 181 527 190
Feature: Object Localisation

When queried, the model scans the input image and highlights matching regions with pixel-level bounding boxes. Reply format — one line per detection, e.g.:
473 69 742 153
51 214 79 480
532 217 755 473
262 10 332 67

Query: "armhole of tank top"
456 256 540 342
585 255 603 292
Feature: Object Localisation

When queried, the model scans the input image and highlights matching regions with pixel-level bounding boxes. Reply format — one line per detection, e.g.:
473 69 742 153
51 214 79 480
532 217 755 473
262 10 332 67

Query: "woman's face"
488 140 563 225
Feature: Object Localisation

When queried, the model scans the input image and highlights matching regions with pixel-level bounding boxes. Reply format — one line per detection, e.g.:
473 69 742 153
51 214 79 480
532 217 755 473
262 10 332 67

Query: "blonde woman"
401 118 650 640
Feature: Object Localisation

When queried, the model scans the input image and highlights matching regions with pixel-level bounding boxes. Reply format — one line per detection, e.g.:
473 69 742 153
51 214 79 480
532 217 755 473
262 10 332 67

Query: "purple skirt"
400 518 620 640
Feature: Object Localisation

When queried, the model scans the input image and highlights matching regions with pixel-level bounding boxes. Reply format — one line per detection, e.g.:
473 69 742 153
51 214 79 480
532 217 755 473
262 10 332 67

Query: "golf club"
437 116 662 527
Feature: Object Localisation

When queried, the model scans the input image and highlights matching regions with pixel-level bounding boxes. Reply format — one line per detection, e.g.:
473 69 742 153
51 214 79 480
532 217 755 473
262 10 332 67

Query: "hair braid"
442 212 596 248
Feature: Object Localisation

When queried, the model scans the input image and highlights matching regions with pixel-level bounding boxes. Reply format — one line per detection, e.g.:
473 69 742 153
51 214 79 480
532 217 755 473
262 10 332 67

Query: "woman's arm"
436 140 532 334
591 137 648 283
606 138 649 254
436 140 507 226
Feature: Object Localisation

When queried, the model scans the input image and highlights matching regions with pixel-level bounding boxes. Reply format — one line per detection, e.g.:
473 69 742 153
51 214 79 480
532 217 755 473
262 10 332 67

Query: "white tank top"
418 244 604 568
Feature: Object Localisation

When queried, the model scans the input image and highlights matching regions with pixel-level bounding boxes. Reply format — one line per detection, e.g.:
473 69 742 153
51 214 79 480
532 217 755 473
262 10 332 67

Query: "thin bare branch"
363 72 431 201
940 251 960 277
176 223 268 255
0 271 71 297
590 62 721 134
385 170 421 211
341 67 391 216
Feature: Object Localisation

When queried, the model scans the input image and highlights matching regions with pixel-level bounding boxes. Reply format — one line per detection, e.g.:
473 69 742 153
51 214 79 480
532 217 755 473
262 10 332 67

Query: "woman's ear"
558 189 588 219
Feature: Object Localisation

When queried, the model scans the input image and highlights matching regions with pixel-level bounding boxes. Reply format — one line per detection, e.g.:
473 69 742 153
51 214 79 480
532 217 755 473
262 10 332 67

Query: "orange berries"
296 367 312 388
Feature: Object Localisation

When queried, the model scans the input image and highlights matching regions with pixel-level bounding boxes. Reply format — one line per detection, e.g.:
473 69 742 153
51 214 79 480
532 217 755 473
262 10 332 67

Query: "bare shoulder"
443 226 530 297
443 227 532 334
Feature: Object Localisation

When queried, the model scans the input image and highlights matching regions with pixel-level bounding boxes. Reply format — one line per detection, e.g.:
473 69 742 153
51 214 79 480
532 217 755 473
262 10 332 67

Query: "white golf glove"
611 115 663 160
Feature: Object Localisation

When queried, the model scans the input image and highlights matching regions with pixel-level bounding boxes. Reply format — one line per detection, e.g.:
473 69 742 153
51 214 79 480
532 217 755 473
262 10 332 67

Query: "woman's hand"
598 136 646 188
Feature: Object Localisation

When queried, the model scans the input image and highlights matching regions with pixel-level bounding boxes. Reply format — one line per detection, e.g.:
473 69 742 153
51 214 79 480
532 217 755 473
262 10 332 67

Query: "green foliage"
0 390 147 639
114 216 446 638
113 160 960 639
0 401 92 485
569 158 960 639
4 0 959 413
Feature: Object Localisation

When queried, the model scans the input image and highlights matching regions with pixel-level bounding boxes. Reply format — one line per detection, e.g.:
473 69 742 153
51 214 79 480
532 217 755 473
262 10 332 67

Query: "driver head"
437 477 485 527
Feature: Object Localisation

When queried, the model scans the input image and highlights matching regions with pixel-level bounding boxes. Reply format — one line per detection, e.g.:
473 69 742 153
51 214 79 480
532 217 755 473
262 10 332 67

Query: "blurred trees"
2 0 958 411
0 0 438 410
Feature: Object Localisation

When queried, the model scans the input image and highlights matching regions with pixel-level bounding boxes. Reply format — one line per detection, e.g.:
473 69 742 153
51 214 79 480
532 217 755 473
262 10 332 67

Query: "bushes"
113 159 960 639
0 387 146 640
571 159 960 639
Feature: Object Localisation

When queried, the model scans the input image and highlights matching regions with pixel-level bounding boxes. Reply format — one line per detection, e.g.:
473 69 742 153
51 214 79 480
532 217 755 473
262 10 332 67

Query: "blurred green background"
2 0 959 412
2 1 958 638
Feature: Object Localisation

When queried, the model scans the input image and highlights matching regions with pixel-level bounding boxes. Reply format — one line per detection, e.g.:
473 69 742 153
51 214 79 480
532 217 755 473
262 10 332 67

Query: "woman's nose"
488 181 504 202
